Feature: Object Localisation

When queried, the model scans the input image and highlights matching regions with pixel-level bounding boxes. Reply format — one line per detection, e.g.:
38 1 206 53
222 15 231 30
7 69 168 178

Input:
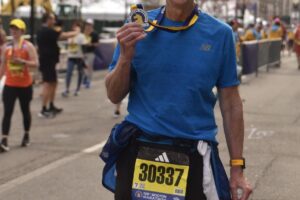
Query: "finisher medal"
129 4 149 27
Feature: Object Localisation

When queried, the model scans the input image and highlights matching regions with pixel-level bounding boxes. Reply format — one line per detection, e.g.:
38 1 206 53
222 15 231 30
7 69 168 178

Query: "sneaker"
50 106 63 114
62 91 69 98
85 81 91 89
74 91 80 96
38 110 54 118
0 138 9 152
21 134 30 147
113 110 120 118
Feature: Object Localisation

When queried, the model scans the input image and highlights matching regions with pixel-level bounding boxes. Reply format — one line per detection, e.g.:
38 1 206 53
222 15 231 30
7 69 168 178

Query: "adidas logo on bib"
155 152 169 163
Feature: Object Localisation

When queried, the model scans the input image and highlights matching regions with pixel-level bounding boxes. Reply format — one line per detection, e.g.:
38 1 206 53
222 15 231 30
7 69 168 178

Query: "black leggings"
2 85 33 135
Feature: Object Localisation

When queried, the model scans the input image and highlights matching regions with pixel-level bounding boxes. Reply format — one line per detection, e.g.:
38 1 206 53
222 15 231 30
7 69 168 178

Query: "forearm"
221 99 244 159
24 59 38 68
105 58 131 104
59 31 77 40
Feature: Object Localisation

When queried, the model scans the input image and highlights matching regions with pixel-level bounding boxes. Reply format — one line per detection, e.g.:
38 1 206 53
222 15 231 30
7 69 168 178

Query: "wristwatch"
230 158 246 169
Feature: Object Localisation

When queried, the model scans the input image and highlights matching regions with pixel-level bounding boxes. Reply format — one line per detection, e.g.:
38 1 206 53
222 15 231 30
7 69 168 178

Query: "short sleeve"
108 44 120 71
52 29 61 41
216 28 240 88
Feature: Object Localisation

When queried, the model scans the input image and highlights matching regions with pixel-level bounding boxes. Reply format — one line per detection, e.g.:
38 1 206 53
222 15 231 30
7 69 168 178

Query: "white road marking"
246 125 275 140
82 140 107 153
0 140 107 195
52 133 70 139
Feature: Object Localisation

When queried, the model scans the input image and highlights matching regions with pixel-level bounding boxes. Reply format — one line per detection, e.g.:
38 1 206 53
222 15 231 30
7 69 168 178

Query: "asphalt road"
0 55 300 200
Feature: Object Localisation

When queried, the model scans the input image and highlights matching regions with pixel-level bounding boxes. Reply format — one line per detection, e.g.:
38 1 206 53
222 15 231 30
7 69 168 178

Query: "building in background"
258 0 292 24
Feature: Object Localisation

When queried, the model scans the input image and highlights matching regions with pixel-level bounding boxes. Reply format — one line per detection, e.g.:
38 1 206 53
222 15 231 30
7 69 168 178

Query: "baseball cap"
86 18 94 25
274 18 281 23
10 19 26 31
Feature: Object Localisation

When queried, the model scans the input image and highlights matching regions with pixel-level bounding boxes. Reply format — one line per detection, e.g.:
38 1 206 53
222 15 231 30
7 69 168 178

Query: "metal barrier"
241 39 281 76
267 39 282 70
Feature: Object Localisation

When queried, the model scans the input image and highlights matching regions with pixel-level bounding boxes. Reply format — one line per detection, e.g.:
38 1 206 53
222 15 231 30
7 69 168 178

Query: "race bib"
132 146 189 200
8 61 24 77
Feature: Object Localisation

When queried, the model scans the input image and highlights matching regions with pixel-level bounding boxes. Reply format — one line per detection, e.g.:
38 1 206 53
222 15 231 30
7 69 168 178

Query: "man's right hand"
116 23 147 62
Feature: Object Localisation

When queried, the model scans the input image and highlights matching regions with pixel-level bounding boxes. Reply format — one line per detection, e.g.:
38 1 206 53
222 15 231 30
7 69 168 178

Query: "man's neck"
165 1 195 21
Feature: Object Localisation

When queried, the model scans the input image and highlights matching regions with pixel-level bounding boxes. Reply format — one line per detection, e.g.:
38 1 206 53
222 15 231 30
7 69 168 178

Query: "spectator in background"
229 19 241 61
242 23 261 41
82 18 99 89
257 22 268 40
294 24 300 70
269 18 283 40
62 21 86 97
37 13 80 118
229 19 239 44
287 27 295 56
0 19 39 152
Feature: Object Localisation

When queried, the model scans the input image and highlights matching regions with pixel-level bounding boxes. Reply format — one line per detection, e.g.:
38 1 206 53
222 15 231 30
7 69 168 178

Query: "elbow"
105 74 127 104
107 91 122 104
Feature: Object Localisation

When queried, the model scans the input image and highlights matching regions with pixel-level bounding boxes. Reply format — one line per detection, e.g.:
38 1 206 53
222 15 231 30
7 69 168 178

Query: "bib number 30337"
131 146 190 200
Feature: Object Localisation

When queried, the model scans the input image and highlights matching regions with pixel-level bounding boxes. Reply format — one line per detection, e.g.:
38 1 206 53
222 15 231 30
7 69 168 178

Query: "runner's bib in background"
132 145 189 200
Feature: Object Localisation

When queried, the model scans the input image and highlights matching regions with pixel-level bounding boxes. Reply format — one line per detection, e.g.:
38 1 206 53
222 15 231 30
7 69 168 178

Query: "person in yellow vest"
242 23 263 42
241 24 257 41
257 22 268 39
294 25 300 69
269 18 283 39
287 28 295 56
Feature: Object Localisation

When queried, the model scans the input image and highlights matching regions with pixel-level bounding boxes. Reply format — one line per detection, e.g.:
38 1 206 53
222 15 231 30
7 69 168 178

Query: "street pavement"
0 55 300 200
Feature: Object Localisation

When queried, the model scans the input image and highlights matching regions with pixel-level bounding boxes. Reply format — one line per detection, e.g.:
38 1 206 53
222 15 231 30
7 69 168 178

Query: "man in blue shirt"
104 0 252 199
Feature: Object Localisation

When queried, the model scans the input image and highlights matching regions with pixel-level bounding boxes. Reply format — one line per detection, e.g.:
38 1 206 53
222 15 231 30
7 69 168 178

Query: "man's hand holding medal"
116 5 148 62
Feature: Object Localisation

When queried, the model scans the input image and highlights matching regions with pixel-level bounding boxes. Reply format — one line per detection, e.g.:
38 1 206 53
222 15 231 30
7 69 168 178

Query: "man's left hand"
230 167 252 200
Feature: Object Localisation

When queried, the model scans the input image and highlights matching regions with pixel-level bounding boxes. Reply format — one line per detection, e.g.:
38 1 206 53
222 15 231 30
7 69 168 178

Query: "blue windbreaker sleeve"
216 28 240 88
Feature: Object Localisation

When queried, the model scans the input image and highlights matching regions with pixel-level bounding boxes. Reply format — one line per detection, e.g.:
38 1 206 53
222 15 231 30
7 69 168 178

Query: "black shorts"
115 139 207 200
39 58 58 83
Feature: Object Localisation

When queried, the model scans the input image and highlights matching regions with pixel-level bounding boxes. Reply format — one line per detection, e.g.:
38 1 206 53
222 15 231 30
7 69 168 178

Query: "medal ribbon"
145 5 199 32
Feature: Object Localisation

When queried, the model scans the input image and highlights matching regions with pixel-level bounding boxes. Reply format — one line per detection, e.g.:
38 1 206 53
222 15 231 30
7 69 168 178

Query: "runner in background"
82 18 99 89
0 19 39 152
62 21 86 97
37 13 80 118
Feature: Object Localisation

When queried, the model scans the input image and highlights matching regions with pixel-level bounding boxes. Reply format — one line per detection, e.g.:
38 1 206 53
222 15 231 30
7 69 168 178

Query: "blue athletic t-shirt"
109 9 239 142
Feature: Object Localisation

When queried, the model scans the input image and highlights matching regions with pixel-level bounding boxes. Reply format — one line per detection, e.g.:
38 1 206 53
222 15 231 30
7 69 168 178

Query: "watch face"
129 8 149 27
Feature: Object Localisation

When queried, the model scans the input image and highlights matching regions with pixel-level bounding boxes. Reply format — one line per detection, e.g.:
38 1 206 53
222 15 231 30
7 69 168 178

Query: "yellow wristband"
230 158 246 169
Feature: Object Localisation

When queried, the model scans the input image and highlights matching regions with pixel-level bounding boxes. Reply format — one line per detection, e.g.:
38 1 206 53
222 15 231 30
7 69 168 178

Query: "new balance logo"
155 152 169 163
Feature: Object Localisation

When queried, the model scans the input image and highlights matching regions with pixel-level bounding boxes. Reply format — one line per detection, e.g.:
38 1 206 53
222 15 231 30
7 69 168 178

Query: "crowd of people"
0 13 99 153
230 17 300 70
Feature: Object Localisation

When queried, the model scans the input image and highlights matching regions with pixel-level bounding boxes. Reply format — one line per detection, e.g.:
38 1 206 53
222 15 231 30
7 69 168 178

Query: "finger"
118 23 143 33
127 33 147 46
117 27 144 41
231 187 238 200
120 32 145 44
240 185 253 200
